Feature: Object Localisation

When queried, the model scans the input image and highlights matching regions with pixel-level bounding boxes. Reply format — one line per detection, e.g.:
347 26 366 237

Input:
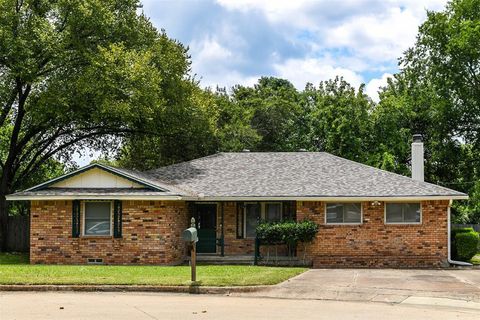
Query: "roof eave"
6 194 183 201
6 194 468 202
183 195 469 201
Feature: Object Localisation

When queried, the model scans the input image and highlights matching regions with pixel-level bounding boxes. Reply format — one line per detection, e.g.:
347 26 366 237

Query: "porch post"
221 202 225 257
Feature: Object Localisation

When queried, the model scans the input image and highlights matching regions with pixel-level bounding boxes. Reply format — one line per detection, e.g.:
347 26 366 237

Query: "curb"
0 284 271 294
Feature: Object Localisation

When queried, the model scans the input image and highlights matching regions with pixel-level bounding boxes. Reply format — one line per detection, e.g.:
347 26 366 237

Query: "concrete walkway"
236 269 480 306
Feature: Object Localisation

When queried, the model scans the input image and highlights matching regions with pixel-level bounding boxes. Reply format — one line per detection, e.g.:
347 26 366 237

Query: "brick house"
6 138 468 267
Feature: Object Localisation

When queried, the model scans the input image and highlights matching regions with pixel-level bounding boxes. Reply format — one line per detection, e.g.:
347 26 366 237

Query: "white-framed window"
244 202 283 238
325 203 362 224
83 201 113 236
385 203 421 224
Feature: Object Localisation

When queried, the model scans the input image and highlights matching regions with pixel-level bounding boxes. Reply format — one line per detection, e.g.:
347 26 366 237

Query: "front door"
195 204 217 253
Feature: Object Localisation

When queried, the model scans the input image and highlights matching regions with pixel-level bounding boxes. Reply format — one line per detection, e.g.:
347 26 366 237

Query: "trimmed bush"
451 227 475 259
455 231 479 261
256 220 319 263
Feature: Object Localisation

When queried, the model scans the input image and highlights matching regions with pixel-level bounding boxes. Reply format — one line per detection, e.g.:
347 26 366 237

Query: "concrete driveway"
237 269 480 307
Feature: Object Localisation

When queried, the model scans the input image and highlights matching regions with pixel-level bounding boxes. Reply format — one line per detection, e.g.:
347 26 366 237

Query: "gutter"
447 200 472 266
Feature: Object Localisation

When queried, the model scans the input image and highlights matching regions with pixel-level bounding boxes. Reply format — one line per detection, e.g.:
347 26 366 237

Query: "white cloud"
215 0 317 28
273 58 364 89
325 8 421 62
366 73 393 102
191 37 233 66
188 36 260 88
141 0 449 95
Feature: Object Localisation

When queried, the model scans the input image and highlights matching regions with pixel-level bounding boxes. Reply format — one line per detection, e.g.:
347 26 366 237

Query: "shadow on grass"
0 252 29 265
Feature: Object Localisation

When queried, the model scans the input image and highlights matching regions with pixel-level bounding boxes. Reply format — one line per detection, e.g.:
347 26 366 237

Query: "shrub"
455 231 479 261
451 227 475 259
256 220 319 262
256 222 282 245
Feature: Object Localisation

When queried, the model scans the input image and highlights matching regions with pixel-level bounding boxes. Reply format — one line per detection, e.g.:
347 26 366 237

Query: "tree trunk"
0 192 9 252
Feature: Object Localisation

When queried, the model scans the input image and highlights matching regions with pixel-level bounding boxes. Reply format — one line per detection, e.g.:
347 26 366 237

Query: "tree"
117 85 219 170
401 0 480 146
0 0 192 250
215 77 304 152
378 0 480 221
214 87 261 152
306 77 374 162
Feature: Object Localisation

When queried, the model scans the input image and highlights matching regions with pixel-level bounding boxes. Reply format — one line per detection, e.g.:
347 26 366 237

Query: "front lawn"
0 253 306 286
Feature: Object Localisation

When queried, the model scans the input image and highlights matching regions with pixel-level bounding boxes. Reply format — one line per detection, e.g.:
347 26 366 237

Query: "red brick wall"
30 200 189 265
30 199 450 267
297 200 449 268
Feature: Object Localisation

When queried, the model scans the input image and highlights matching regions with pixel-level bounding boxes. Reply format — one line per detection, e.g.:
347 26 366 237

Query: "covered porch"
186 201 303 265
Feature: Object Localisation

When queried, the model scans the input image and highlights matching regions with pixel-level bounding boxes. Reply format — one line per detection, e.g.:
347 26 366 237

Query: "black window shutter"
113 200 123 238
72 200 80 238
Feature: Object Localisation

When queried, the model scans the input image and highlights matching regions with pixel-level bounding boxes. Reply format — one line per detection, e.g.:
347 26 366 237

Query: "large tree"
305 77 374 161
378 0 480 222
0 0 192 250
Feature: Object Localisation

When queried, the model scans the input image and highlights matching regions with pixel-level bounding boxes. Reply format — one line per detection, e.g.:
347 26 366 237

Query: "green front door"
195 204 217 253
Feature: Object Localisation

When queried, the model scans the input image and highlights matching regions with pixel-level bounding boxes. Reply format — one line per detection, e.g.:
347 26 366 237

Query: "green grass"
0 253 306 286
470 254 480 265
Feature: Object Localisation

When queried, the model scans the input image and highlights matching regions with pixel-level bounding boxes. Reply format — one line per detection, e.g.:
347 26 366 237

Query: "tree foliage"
0 0 197 249
2 0 480 254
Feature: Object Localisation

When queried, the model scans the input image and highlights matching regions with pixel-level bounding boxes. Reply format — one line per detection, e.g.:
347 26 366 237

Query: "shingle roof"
146 152 467 198
7 152 468 200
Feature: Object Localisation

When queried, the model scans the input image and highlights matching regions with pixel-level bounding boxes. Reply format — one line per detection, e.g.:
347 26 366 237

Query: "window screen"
245 203 260 238
84 202 111 236
265 203 282 222
326 203 361 224
385 203 421 223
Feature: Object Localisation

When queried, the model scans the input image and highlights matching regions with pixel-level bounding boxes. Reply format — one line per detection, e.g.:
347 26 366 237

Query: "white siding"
51 168 143 188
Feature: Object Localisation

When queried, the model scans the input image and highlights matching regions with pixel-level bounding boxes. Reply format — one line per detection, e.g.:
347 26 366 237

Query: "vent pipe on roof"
411 134 424 182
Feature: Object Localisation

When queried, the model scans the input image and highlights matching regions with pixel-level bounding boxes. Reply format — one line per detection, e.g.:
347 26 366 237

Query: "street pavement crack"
133 305 159 320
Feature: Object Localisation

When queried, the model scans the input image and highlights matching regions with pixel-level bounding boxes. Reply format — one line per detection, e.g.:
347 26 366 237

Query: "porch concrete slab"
236 269 480 303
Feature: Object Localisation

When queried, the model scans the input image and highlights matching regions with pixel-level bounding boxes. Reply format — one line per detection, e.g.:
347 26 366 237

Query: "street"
0 291 477 320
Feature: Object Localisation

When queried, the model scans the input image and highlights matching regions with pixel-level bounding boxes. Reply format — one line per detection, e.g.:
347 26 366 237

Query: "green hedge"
455 231 479 261
451 227 475 259
256 220 319 260
256 220 319 245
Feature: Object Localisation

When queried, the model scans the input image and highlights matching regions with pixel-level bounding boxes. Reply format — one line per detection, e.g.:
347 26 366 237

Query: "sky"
76 0 448 166
140 0 448 101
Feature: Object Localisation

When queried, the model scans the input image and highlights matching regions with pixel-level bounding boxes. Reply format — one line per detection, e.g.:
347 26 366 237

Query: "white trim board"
6 194 468 201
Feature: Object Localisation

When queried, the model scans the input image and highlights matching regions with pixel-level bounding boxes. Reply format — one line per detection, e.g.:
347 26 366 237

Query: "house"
6 136 468 267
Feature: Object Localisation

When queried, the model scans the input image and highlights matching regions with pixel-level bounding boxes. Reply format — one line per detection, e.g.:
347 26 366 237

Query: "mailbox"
182 227 198 242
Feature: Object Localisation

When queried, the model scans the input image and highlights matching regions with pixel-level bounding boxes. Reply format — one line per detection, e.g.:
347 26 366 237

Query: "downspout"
447 200 472 266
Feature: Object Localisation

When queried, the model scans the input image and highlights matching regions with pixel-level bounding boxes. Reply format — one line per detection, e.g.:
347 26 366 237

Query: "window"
243 202 283 238
326 203 362 224
245 203 260 238
385 203 421 224
84 201 112 236
265 203 282 222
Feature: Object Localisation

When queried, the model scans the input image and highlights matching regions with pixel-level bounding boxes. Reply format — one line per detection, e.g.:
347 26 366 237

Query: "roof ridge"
145 152 225 173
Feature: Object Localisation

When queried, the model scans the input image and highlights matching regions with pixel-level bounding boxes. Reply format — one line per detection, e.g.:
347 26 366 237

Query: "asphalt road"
0 291 477 320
